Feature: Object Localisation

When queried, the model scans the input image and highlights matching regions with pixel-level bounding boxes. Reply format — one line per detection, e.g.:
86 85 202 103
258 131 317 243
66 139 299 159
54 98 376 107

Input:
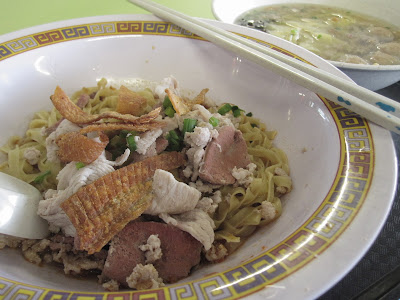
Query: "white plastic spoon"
0 172 49 239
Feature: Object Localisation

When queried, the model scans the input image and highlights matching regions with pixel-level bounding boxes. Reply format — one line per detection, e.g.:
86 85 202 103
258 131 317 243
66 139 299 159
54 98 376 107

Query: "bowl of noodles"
0 14 397 299
212 0 400 91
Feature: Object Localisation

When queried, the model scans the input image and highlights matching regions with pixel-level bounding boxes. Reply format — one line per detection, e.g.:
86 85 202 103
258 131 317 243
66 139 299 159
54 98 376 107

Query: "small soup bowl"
212 0 400 90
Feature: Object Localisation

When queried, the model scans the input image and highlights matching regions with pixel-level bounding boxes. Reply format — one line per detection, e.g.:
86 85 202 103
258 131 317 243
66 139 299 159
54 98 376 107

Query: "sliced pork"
199 125 251 184
159 209 215 251
145 169 201 215
102 221 202 286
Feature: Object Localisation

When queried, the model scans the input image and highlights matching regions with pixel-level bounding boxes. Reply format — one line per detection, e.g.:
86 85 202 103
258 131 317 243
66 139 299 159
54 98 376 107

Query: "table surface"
1 1 399 299
0 0 215 36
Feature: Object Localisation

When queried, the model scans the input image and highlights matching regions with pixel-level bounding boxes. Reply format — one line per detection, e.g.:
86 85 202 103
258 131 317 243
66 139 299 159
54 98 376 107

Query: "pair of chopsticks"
128 0 400 134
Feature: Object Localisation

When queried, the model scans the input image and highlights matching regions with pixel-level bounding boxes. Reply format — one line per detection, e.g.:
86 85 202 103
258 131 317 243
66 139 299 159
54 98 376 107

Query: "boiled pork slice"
145 169 201 215
102 221 202 286
199 125 250 184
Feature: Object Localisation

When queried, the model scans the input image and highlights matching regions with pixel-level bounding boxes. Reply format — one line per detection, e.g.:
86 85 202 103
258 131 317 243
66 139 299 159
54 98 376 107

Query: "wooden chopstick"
128 0 400 134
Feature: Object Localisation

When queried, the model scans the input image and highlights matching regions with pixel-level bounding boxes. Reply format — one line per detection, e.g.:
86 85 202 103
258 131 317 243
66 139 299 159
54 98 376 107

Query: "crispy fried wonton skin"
165 88 208 115
61 152 186 254
51 86 162 125
79 120 166 135
56 132 109 163
117 85 148 116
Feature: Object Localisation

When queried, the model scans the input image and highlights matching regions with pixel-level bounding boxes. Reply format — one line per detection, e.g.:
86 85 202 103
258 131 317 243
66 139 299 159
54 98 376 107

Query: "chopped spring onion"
167 129 180 141
209 116 220 127
126 134 137 151
163 95 172 109
218 103 232 115
125 130 138 137
75 162 86 169
120 130 134 138
233 109 242 118
182 118 197 134
164 106 175 118
33 170 51 184
166 130 183 151
231 105 243 117
163 95 176 117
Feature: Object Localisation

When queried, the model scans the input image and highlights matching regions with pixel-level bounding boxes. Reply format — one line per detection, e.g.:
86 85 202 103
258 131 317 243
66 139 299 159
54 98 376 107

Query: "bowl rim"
0 13 397 300
331 61 400 71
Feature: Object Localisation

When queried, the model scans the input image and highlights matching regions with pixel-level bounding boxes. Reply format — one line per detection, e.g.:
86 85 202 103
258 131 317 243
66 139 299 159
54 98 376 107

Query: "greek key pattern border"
0 21 306 62
0 21 373 300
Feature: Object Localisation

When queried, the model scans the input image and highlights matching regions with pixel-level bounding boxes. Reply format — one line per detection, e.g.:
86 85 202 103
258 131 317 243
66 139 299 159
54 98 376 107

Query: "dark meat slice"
199 125 251 184
102 221 202 286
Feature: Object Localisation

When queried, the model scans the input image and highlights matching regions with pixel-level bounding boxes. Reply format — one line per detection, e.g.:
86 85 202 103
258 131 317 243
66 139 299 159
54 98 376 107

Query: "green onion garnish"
33 170 51 184
166 130 183 151
182 118 197 135
246 112 253 117
218 103 232 115
119 130 131 138
163 95 172 109
233 110 242 117
317 34 322 39
164 106 175 118
75 162 86 169
167 130 180 141
126 134 137 151
209 116 220 127
231 105 242 117
163 95 176 117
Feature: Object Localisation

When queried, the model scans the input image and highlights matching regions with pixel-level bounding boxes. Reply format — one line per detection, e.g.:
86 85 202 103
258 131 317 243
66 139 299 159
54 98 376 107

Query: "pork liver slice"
102 221 202 285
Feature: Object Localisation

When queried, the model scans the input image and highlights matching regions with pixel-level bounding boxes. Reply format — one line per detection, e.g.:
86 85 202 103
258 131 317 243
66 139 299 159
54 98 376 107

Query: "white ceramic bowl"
212 0 400 91
0 14 397 299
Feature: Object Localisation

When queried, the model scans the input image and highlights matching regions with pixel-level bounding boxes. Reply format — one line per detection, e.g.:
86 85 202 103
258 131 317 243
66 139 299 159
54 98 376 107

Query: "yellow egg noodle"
0 79 118 191
0 107 61 190
0 78 292 286
213 115 291 252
